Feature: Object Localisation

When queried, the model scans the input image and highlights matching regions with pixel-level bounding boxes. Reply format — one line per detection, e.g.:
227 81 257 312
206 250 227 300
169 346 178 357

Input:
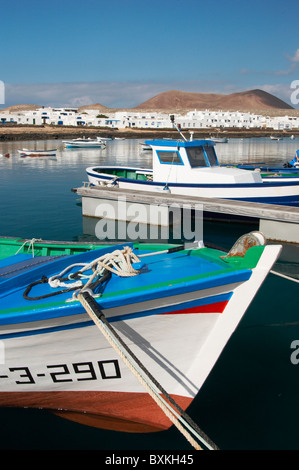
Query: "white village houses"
0 106 298 130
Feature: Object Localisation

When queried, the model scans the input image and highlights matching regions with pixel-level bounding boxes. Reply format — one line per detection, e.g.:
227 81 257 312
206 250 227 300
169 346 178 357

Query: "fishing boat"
0 236 114 260
235 151 299 183
86 117 299 207
237 150 299 173
140 142 152 151
97 136 113 142
18 148 57 157
0 231 281 442
209 136 228 143
63 138 105 148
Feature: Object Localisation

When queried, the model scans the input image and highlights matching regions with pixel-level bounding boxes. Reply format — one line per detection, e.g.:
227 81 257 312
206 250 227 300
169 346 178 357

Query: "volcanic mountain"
1 89 294 116
133 89 294 112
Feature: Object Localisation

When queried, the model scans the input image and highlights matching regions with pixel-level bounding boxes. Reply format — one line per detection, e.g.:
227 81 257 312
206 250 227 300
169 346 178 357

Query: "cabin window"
157 150 183 165
205 146 218 166
186 147 208 167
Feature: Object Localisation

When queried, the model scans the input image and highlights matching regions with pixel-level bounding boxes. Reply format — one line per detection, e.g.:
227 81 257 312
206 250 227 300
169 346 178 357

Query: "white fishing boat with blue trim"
0 232 281 442
63 137 105 148
86 117 299 207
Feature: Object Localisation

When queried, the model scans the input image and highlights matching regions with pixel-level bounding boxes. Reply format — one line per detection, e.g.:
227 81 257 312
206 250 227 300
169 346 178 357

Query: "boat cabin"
145 139 262 184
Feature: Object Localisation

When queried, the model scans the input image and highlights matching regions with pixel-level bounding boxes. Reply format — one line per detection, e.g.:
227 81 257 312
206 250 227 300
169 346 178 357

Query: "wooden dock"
74 184 299 243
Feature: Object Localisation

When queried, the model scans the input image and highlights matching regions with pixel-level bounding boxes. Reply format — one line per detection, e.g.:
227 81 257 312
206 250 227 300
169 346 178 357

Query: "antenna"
169 114 187 141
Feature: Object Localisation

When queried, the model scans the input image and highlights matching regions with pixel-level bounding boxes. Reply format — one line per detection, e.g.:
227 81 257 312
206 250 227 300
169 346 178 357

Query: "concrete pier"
73 184 299 244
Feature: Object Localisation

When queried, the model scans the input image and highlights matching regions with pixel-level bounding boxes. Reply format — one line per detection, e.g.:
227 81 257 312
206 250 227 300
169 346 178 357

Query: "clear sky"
1 0 299 108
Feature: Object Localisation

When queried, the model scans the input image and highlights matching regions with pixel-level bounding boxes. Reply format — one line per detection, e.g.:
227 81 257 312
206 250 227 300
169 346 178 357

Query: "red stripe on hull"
163 300 229 315
0 391 192 433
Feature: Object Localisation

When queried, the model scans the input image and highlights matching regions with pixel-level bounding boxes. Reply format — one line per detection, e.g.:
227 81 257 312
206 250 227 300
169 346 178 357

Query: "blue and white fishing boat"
0 233 281 443
237 150 299 173
235 150 299 184
86 117 299 207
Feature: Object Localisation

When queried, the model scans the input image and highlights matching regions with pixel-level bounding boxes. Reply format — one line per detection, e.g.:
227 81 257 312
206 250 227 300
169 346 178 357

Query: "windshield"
187 146 218 167
186 147 208 168
205 146 218 166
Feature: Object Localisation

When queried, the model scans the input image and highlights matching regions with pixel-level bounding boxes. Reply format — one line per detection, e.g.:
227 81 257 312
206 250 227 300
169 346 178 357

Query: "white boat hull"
65 143 103 148
86 167 299 206
18 149 56 157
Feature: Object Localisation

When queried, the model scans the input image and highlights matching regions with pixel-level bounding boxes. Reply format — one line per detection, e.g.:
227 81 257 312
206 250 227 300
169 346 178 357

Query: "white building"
0 106 298 130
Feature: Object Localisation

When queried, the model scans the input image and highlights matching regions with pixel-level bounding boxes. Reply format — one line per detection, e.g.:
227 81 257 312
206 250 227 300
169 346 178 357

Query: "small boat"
86 117 299 207
63 138 105 148
18 148 57 157
270 136 282 141
0 236 116 260
209 136 228 143
140 142 152 151
0 153 10 158
0 232 281 441
237 150 299 174
96 136 113 142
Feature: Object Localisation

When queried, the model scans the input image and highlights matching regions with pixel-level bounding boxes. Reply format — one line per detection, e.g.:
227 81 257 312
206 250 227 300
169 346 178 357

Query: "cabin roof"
144 139 215 148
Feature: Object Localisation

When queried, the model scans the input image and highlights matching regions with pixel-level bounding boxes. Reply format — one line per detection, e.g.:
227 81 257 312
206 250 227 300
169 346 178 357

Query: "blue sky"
1 0 299 108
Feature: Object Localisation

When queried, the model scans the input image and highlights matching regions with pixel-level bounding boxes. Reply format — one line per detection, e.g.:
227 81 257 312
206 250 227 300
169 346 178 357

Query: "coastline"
0 124 298 141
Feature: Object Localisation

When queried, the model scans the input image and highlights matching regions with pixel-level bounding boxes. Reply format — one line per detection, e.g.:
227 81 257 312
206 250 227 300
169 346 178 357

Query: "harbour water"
0 137 299 450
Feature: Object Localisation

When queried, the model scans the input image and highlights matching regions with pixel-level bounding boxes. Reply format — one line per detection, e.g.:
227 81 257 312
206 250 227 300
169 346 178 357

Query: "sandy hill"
0 104 40 113
133 89 294 113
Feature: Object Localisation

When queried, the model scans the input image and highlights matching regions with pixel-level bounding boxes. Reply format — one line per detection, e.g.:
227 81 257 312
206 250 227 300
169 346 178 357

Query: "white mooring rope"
270 269 299 283
15 238 43 258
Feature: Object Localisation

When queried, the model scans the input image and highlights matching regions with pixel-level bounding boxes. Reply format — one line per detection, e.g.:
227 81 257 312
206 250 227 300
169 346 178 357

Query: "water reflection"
1 136 298 169
215 137 298 165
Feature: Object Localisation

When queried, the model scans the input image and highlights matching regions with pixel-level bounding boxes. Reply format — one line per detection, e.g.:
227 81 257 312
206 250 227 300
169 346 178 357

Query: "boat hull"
18 149 56 157
86 167 299 206
0 241 281 432
0 236 114 260
65 143 103 148
238 165 299 173
0 305 222 432
63 139 104 148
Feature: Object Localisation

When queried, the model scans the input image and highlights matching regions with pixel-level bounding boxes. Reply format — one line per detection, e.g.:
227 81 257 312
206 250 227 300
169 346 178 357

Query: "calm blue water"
0 137 299 450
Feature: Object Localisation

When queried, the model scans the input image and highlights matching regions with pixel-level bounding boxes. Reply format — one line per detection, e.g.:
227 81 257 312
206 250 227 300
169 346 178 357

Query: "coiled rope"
23 247 142 301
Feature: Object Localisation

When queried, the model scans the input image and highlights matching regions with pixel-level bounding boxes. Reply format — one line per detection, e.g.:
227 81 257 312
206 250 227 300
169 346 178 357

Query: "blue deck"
0 245 252 326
